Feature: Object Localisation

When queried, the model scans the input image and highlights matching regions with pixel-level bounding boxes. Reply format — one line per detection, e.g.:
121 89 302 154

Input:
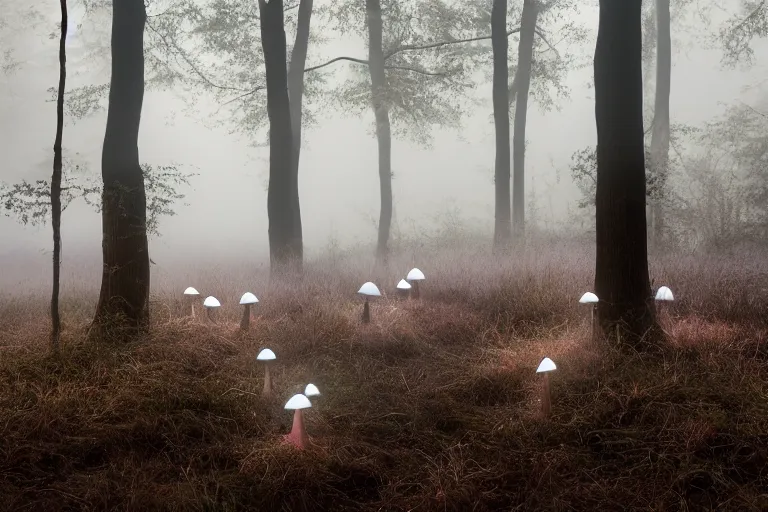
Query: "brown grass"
1 238 767 511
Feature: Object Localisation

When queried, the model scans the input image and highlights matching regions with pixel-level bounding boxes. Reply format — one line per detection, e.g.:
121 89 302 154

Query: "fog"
1 1 766 288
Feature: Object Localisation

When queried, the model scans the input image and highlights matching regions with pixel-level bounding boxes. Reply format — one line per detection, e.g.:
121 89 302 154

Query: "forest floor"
0 240 767 511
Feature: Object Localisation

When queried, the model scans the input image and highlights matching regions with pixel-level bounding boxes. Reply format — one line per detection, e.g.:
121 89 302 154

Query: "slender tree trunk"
51 0 67 352
259 0 297 273
594 0 660 349
650 0 670 248
367 0 393 263
512 0 539 241
91 0 150 340
286 0 313 274
492 0 511 248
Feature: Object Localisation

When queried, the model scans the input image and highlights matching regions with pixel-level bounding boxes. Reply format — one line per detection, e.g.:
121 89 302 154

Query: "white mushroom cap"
579 292 599 304
203 296 221 308
655 286 674 301
396 279 412 290
358 282 382 297
304 383 320 397
184 287 200 296
257 348 276 361
536 357 557 373
284 393 312 410
406 268 425 281
239 292 259 305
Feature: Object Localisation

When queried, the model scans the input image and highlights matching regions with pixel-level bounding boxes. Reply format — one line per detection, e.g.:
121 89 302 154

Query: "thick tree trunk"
286 0 313 273
91 0 150 340
594 0 660 349
259 0 298 273
512 0 539 241
367 0 393 263
650 0 670 248
492 0 511 248
51 0 67 352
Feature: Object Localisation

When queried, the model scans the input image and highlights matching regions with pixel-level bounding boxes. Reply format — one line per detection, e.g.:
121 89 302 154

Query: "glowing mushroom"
304 383 320 398
396 279 412 299
202 296 221 323
536 357 557 418
239 292 259 331
654 285 674 320
257 348 276 398
358 282 381 324
406 268 425 299
283 393 312 449
183 287 200 318
579 292 599 339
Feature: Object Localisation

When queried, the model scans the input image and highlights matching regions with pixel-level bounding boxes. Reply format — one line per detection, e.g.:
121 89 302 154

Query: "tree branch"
304 56 449 76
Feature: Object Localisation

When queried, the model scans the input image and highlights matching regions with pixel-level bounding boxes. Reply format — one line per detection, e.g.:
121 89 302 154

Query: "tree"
259 0 299 272
91 0 151 339
51 0 67 352
511 0 540 240
719 0 768 66
287 0 315 271
648 0 670 248
492 0 511 247
593 0 660 349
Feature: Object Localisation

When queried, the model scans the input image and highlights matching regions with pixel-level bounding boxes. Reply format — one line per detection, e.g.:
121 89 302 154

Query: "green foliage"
0 164 194 237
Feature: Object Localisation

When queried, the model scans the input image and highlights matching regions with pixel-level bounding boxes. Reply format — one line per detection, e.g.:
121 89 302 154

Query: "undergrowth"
0 241 767 511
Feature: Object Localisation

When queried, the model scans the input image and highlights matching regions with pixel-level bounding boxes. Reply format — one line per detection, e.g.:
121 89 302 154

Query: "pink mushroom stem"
285 409 309 449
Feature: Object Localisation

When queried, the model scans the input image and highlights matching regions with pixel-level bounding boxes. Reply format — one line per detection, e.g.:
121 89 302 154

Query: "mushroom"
239 292 259 331
202 296 221 323
536 357 557 417
183 287 200 318
655 285 674 301
654 285 674 320
579 292 599 339
257 348 276 397
304 383 320 398
358 282 381 324
396 279 412 299
283 393 312 449
406 268 425 299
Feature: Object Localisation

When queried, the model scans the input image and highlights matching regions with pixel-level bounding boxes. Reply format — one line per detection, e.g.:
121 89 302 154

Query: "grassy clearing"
1 240 767 511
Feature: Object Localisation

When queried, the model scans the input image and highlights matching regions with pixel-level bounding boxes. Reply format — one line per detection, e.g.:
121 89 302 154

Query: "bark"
51 0 67 352
259 0 298 272
492 0 511 248
594 0 660 350
91 0 150 340
512 0 539 241
367 0 393 263
286 0 313 272
650 0 671 248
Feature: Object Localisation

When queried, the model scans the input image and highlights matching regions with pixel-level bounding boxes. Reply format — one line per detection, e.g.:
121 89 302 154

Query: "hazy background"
1 1 765 289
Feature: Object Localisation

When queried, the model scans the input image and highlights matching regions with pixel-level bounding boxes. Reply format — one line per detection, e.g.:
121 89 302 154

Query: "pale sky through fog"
0 1 766 278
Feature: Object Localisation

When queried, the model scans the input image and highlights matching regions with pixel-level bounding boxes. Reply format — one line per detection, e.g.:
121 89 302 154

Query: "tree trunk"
91 0 150 340
286 0 313 273
594 0 660 350
51 0 67 352
492 0 511 248
512 0 539 242
367 0 393 263
259 0 298 273
650 0 670 248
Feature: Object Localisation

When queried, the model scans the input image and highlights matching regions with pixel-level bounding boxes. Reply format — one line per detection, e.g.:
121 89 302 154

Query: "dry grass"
1 238 767 511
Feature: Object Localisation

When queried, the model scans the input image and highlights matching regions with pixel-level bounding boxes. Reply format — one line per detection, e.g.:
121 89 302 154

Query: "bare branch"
304 56 450 76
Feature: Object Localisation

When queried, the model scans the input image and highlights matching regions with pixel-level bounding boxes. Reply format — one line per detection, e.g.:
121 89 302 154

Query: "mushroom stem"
591 305 597 341
362 297 370 323
240 303 251 331
206 307 214 323
190 300 196 319
541 372 551 417
285 409 309 449
412 281 421 299
263 364 273 397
